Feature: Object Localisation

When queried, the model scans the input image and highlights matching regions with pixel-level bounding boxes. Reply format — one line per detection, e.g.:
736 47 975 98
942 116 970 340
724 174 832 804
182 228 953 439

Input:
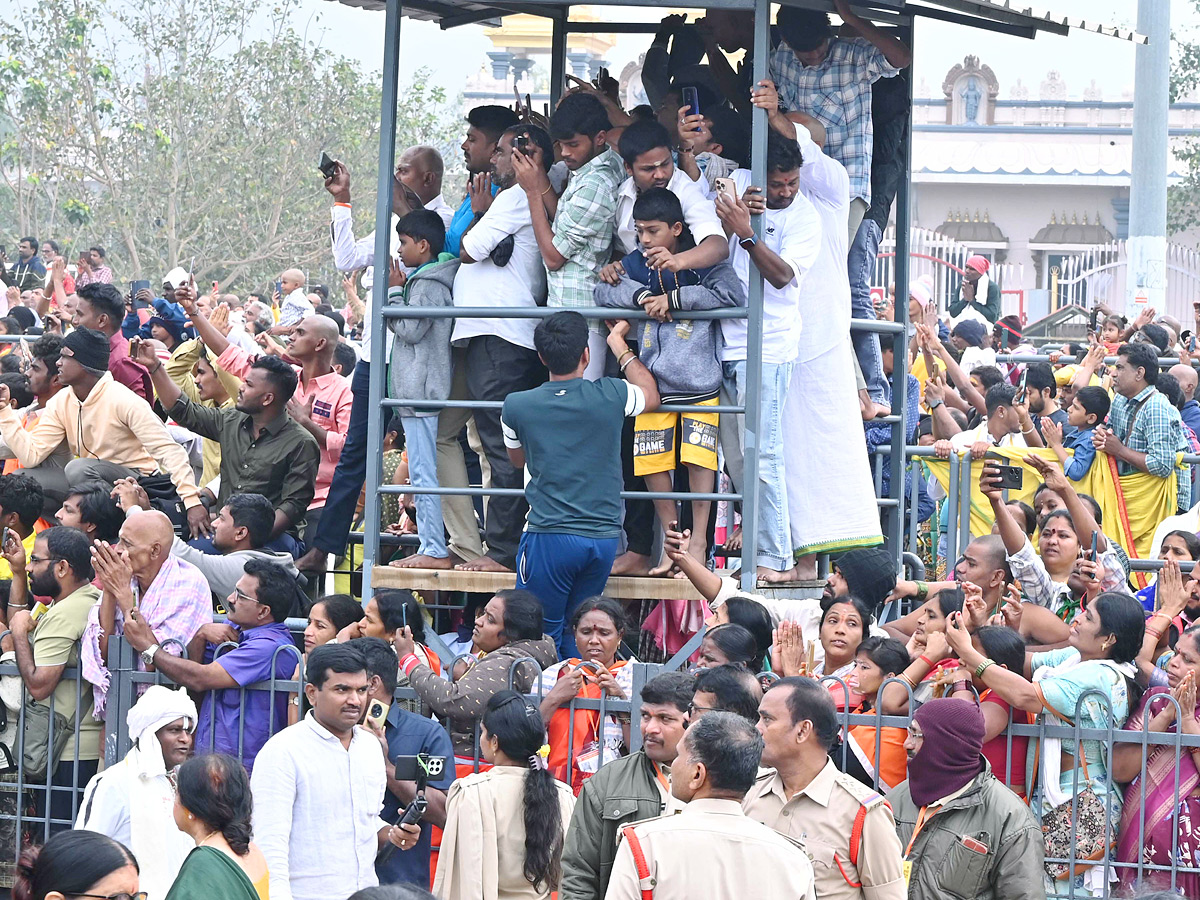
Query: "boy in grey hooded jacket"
386 208 459 565
594 187 745 572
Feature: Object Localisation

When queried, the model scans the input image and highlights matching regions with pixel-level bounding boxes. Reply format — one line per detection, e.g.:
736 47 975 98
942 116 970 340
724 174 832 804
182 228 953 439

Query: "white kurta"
784 126 884 555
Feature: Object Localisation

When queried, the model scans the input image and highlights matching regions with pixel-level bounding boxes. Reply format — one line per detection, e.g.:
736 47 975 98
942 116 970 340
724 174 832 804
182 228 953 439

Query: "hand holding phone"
318 151 338 180
681 86 700 118
712 177 737 202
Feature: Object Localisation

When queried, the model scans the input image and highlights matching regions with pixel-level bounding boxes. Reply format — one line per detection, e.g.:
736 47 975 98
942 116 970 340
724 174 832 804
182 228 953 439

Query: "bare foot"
295 547 328 573
723 526 742 553
757 565 800 585
648 558 678 577
792 555 818 581
391 554 454 569
610 550 652 576
455 555 512 573
859 390 892 421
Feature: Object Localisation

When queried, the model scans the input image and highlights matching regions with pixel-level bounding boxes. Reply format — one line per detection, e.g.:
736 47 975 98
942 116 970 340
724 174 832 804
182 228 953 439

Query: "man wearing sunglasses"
123 558 299 773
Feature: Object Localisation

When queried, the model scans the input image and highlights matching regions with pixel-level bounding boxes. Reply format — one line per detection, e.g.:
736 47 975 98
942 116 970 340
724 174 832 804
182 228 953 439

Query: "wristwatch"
141 643 160 667
738 235 758 251
927 398 944 410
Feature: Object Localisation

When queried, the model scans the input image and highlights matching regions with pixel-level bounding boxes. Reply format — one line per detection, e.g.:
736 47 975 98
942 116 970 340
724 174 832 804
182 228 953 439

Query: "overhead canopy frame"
325 0 1146 43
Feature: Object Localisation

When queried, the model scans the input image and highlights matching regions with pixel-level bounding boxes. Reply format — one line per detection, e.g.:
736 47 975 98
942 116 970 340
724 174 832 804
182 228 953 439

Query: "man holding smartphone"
353 636 455 887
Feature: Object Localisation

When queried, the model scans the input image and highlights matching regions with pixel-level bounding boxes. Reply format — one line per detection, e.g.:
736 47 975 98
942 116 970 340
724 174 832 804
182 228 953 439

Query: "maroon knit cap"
908 698 985 806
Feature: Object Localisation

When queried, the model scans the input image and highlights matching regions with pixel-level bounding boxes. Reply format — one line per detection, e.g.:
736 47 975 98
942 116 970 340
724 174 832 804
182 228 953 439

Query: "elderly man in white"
76 685 198 899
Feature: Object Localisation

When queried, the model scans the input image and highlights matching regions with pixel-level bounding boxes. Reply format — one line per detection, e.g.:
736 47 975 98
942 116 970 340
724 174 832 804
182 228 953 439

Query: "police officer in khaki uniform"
743 677 905 900
605 712 816 900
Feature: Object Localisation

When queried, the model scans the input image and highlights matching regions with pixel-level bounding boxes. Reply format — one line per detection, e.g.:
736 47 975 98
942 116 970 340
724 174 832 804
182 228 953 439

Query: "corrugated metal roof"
324 0 1146 43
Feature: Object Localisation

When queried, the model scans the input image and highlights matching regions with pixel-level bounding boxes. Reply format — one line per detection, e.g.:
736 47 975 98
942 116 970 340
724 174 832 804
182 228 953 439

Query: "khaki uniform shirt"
604 798 816 900
742 758 905 900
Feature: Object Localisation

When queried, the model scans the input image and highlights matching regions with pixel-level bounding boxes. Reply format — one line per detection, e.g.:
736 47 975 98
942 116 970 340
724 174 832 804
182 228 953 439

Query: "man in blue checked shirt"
769 0 911 244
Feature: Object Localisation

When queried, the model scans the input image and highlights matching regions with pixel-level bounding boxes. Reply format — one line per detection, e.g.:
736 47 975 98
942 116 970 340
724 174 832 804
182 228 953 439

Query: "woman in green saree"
166 754 269 900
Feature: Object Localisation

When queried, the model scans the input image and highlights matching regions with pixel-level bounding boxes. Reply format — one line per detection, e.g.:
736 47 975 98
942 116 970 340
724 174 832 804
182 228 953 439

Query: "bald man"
274 268 313 332
885 534 1070 650
187 305 351 546
82 509 213 719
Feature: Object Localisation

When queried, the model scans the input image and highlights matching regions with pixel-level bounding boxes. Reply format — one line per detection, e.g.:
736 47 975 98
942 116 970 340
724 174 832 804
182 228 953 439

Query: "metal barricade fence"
0 630 1197 894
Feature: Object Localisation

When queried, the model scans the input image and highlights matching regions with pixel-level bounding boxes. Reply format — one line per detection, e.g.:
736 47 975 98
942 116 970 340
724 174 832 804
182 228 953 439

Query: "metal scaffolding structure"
332 0 1147 605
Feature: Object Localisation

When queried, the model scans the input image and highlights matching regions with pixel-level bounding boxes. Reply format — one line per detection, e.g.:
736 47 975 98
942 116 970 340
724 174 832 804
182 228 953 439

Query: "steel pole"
361 0 403 600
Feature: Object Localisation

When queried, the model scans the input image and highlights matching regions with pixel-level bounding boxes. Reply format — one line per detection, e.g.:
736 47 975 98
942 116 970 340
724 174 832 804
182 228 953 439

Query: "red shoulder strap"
621 825 654 900
837 792 889 888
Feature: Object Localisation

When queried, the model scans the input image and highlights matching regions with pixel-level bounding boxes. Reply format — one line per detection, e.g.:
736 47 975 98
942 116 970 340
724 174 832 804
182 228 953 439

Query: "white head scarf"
127 685 197 779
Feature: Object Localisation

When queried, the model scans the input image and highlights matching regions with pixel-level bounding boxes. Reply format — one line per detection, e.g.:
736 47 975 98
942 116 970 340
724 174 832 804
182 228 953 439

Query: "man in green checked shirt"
515 92 625 380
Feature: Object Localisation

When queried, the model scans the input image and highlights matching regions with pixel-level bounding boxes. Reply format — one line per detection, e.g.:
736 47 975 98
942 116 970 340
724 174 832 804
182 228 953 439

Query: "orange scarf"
547 659 627 793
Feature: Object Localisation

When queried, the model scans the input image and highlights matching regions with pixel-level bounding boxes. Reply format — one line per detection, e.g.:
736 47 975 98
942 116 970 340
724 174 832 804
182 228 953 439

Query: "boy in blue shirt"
1042 385 1110 481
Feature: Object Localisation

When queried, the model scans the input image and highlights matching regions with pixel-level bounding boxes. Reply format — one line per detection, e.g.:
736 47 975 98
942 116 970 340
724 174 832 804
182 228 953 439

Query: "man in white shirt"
612 119 729 267
421 124 552 573
251 643 401 900
752 84 885 579
295 150 454 575
714 134 821 584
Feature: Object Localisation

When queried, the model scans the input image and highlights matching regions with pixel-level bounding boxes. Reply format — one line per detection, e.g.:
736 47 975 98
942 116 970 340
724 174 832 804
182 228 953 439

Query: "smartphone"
131 280 151 307
712 177 737 202
394 753 448 782
1 527 12 549
274 280 283 297
401 601 408 631
993 463 1023 491
212 280 219 297
514 134 531 155
365 698 390 730
681 85 700 118
318 151 338 179
129 336 141 359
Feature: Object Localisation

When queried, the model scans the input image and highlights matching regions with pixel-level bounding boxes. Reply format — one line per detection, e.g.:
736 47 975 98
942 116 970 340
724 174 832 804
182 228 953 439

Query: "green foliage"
0 0 465 291
1169 1 1200 234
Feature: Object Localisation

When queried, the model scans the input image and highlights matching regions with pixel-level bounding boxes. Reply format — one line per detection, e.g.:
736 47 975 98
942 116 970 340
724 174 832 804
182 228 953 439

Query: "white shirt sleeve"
793 126 851 209
251 744 297 900
624 382 647 417
461 187 527 260
501 415 522 450
677 177 725 244
331 205 378 273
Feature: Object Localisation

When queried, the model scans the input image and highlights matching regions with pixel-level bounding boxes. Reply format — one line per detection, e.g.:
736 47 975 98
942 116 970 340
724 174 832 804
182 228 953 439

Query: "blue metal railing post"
361 0 404 601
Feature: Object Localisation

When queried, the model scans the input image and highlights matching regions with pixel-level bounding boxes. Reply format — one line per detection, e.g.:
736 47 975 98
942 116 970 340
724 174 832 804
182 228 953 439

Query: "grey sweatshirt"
387 255 459 417
594 261 745 401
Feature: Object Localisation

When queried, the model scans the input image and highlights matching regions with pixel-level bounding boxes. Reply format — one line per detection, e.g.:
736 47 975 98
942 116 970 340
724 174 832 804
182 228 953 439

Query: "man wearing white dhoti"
715 130 821 584
752 80 884 579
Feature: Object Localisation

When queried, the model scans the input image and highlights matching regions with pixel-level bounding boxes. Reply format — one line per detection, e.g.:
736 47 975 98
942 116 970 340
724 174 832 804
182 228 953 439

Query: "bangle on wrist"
918 654 936 669
974 658 996 679
540 184 552 196
616 349 634 365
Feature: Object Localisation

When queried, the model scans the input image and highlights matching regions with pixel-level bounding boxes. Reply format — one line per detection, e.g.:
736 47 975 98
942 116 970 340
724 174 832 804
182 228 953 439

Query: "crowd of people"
3 2 1200 900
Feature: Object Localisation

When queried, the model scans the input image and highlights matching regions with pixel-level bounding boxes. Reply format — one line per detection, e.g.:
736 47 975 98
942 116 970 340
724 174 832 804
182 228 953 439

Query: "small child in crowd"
1041 385 1110 481
386 209 460 568
595 187 744 573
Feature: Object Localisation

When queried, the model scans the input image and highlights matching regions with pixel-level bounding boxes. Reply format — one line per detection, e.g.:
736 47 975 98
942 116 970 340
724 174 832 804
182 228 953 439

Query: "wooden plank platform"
371 567 828 602
371 565 704 600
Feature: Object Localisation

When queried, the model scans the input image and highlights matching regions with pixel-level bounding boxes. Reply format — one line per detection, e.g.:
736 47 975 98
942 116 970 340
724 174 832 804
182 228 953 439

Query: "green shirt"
33 584 102 761
548 147 625 318
168 395 321 533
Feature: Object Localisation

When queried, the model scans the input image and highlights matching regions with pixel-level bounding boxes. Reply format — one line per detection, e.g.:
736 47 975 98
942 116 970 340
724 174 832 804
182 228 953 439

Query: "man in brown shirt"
743 677 905 900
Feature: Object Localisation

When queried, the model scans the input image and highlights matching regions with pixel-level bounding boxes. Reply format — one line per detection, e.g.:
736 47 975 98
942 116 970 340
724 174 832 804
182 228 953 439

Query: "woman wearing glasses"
165 754 267 900
14 829 141 900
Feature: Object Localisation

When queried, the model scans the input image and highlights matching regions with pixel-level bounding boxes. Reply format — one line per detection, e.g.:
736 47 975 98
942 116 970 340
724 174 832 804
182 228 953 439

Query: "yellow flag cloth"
926 447 1180 590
